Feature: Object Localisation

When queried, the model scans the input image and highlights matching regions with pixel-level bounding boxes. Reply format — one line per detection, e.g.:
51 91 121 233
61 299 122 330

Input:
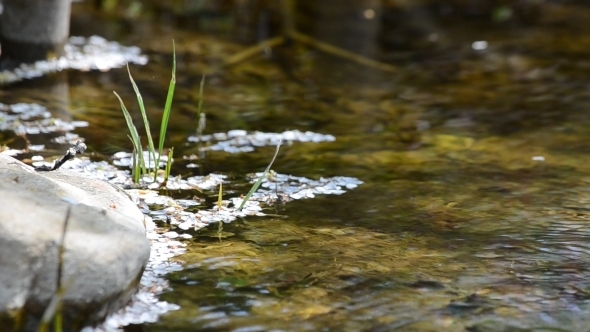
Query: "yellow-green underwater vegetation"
5 0 590 331
153 122 590 331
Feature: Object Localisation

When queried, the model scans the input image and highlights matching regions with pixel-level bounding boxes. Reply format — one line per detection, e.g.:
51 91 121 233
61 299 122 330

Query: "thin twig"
223 31 397 74
288 31 398 73
223 36 285 67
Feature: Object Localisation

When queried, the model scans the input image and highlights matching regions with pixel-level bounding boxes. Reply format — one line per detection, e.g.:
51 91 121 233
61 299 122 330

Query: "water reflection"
153 174 590 331
4 0 590 331
152 116 590 330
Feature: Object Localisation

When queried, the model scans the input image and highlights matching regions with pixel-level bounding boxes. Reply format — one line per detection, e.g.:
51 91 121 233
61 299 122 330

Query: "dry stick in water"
223 36 285 67
34 141 87 172
288 31 398 73
52 141 87 170
222 0 397 76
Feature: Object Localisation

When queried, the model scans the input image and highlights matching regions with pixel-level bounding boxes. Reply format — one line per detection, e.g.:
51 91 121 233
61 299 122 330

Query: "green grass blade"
128 136 140 183
37 287 64 332
238 140 282 211
37 276 75 332
164 147 174 182
114 91 146 179
38 206 70 332
197 75 205 116
156 40 177 180
216 218 223 242
53 307 62 332
126 64 156 170
197 113 206 137
196 75 206 136
218 182 223 210
130 142 137 183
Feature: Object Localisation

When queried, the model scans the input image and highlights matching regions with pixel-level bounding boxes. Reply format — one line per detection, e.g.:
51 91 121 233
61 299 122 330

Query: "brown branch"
288 31 398 74
223 36 285 67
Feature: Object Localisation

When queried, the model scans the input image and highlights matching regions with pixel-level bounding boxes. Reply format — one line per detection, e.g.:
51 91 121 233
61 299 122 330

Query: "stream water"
4 1 590 331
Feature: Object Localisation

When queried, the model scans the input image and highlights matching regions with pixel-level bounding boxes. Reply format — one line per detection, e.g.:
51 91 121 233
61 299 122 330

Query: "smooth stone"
0 155 150 331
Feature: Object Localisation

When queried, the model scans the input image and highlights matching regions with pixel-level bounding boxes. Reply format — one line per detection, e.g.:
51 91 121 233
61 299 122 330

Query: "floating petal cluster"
33 155 364 240
129 188 266 233
18 147 362 331
246 172 363 200
187 129 336 153
0 102 89 135
112 151 170 170
0 35 148 84
92 215 183 329
126 171 363 235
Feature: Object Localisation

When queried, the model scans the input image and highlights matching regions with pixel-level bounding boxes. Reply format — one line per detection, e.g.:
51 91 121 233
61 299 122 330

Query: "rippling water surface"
5 1 590 331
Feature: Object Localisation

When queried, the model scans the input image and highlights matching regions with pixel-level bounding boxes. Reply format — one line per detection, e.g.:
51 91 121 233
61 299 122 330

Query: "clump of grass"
113 40 177 183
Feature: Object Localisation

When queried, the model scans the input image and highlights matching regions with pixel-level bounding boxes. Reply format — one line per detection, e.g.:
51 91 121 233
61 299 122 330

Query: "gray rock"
0 0 71 66
0 155 150 331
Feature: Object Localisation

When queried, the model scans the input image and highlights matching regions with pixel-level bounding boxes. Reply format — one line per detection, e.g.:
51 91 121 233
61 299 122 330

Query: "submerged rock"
0 155 150 331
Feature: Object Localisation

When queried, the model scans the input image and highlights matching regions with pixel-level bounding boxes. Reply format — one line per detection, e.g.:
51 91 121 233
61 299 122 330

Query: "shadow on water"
5 0 590 331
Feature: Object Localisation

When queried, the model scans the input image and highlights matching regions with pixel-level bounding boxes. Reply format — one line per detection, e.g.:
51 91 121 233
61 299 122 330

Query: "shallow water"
5 1 590 331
